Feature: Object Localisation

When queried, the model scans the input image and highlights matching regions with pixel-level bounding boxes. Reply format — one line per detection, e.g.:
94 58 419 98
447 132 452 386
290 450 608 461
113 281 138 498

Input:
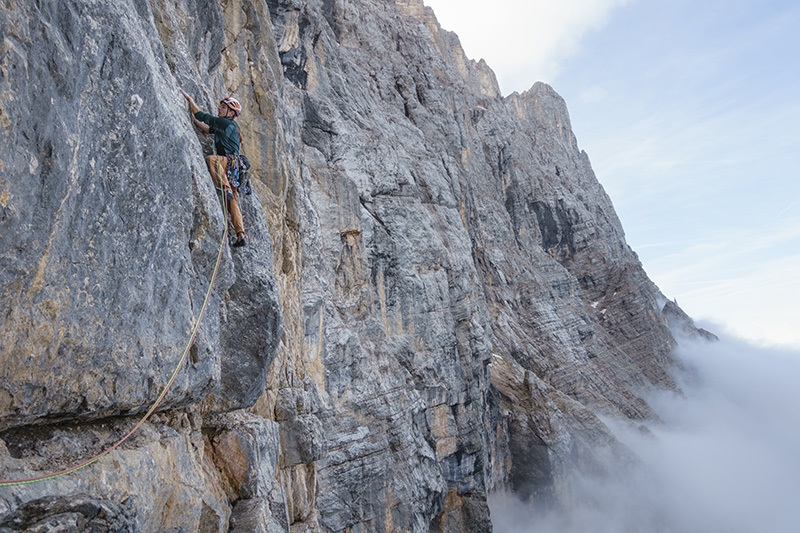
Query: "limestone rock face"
0 494 137 532
0 0 281 428
0 0 706 531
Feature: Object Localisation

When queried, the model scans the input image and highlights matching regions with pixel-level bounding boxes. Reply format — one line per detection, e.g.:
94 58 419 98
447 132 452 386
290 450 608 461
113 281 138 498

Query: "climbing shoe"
225 188 235 201
232 236 246 247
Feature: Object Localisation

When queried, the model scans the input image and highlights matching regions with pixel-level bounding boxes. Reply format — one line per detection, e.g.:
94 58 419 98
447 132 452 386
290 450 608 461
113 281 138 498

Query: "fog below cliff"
491 332 800 533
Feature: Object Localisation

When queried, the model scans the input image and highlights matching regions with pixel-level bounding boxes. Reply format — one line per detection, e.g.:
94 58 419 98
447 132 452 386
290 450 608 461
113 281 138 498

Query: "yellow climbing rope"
0 174 231 488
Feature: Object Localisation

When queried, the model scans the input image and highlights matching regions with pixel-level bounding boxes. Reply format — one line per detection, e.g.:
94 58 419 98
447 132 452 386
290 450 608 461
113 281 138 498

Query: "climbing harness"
0 185 230 488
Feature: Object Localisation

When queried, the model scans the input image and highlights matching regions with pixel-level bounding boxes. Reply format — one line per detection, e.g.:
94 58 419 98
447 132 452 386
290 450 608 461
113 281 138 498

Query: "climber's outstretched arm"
180 89 210 133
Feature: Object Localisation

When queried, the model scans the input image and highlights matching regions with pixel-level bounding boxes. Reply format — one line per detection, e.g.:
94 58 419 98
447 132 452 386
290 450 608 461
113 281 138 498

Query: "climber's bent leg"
206 155 231 191
206 155 245 240
228 188 245 236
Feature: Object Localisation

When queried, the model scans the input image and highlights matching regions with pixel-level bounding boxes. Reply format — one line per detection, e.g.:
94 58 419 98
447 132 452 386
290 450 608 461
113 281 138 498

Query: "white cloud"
491 336 800 532
423 0 633 93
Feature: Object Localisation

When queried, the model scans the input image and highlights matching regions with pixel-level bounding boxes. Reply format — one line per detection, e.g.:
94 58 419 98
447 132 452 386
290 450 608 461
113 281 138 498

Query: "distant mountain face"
0 0 704 530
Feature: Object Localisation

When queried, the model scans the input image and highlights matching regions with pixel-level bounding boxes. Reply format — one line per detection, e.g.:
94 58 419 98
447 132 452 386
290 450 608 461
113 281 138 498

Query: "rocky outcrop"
0 0 706 531
0 494 137 532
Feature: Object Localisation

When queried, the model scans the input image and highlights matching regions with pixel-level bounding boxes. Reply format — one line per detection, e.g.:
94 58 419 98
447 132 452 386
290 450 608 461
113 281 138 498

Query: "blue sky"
424 0 800 348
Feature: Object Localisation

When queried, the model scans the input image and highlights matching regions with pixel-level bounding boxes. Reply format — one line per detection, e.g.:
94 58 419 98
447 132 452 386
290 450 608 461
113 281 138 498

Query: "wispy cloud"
423 0 632 93
643 221 800 348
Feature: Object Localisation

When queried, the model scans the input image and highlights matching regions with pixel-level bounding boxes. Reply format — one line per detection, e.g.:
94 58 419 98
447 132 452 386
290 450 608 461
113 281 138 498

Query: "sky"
423 0 800 349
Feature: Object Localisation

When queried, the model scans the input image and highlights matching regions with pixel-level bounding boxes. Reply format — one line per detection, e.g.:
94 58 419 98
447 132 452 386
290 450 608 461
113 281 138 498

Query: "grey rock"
0 494 136 532
279 413 325 467
663 299 719 342
0 0 280 430
229 498 287 533
0 0 714 531
203 412 282 501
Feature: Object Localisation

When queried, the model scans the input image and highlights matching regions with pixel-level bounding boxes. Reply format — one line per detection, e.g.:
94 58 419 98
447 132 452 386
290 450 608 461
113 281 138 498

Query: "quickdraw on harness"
226 153 252 195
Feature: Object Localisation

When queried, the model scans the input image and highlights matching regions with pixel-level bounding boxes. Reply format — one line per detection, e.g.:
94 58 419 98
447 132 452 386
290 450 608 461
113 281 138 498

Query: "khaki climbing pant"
206 155 245 236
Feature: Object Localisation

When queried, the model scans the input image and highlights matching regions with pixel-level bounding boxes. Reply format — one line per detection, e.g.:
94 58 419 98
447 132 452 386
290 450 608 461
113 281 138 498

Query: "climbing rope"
0 172 231 488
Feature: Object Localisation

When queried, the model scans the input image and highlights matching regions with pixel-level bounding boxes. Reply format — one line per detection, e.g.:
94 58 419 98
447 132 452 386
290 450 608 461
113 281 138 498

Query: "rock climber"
181 89 247 247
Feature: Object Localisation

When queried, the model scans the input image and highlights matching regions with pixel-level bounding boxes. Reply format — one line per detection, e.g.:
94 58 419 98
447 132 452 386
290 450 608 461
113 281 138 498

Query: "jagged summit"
0 0 707 530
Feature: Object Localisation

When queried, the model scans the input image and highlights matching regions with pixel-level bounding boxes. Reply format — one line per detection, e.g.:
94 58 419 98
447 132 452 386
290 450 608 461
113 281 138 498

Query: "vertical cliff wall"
0 0 703 531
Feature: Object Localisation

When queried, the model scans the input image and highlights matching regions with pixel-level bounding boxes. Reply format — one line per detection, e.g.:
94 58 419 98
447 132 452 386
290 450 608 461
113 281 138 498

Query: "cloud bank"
423 0 631 93
491 334 800 532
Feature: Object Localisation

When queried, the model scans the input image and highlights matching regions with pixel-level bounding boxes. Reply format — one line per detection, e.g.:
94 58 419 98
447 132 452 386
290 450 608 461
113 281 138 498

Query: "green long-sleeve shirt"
194 111 241 156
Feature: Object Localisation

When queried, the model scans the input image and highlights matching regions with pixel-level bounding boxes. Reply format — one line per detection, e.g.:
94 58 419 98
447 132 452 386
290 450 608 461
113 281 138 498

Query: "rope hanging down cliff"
0 163 230 488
